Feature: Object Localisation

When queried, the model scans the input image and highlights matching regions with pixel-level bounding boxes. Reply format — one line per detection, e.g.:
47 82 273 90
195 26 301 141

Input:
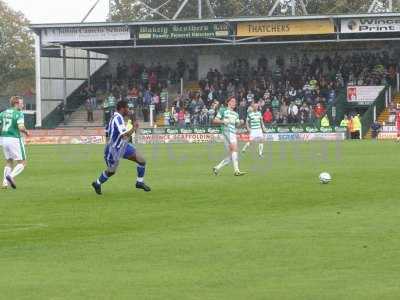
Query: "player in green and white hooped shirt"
212 97 246 176
242 101 267 158
0 96 29 189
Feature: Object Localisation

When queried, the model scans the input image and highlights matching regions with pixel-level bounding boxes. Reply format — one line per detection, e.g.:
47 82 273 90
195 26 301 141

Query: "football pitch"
1 141 399 300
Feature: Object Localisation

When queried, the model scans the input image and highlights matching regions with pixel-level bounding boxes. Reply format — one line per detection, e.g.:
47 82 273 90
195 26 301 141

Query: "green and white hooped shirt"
216 107 240 136
247 111 262 130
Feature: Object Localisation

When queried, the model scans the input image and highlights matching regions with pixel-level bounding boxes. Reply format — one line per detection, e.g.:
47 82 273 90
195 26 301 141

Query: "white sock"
242 142 250 152
137 177 144 183
3 166 11 185
10 164 25 178
258 143 264 156
216 156 231 170
232 152 239 173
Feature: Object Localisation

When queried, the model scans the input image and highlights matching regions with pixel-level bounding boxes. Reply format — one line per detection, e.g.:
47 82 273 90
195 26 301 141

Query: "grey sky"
5 0 109 23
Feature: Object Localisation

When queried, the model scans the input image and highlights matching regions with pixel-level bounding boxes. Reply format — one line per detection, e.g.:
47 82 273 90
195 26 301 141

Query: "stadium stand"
160 51 395 128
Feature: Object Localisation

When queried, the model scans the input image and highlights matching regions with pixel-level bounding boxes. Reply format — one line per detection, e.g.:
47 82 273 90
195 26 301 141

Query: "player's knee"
138 159 146 167
17 160 27 166
106 171 115 177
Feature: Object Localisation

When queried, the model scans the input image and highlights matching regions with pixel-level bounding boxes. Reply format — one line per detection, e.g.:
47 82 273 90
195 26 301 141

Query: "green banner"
139 126 346 135
137 23 229 40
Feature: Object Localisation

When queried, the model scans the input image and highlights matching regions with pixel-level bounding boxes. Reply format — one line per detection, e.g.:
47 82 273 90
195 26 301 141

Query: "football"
319 172 332 184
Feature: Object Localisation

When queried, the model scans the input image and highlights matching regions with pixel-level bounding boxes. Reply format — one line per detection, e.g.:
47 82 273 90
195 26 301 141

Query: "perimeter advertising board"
341 17 400 33
347 86 385 105
137 23 229 40
236 19 334 37
41 26 131 43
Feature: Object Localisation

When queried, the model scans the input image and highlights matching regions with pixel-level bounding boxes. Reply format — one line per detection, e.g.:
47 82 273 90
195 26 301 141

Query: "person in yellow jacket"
340 114 349 127
351 114 362 139
340 115 350 139
320 114 330 127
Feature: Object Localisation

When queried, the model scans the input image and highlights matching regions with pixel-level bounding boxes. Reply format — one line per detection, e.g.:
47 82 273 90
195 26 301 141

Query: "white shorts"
223 132 237 149
1 137 27 161
250 129 264 141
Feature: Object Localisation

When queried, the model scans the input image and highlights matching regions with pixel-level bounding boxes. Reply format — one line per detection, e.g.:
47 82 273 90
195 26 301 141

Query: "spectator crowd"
166 51 396 128
77 50 396 128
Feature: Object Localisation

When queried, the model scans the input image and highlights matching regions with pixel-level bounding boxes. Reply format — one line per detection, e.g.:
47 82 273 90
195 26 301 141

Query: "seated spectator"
314 103 326 120
299 103 311 124
263 108 273 124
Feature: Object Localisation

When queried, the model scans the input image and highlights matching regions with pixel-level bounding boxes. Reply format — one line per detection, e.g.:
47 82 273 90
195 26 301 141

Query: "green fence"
361 87 388 138
332 88 347 126
41 89 88 129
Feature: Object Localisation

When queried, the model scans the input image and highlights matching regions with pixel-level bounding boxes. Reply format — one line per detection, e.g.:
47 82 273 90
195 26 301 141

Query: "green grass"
1 141 399 300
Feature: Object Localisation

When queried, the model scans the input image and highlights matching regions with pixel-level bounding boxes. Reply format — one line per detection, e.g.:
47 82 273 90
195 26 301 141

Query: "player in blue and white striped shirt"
91 101 151 195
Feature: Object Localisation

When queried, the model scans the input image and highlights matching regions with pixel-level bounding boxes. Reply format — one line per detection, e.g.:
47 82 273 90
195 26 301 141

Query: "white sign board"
341 17 400 33
41 26 131 43
347 86 385 103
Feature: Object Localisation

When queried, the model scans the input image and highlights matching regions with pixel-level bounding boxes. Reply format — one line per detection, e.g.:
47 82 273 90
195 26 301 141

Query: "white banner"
136 133 345 144
341 17 400 33
41 26 131 43
378 132 397 140
347 86 385 103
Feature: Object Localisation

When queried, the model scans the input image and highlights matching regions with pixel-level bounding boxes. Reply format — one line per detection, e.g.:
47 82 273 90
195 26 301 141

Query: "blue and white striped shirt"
105 112 128 162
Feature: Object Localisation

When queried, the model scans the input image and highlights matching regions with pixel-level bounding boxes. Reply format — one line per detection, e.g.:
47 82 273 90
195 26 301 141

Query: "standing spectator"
237 99 247 122
152 93 160 114
200 107 209 126
288 87 297 101
160 87 169 112
149 72 158 89
326 86 336 104
351 114 362 139
208 100 219 125
279 101 288 124
142 89 152 122
85 97 96 122
288 102 299 123
371 121 381 139
246 90 255 104
141 68 149 86
103 94 116 125
163 109 171 126
127 86 139 108
184 110 191 128
271 96 280 112
177 109 185 128
299 103 310 124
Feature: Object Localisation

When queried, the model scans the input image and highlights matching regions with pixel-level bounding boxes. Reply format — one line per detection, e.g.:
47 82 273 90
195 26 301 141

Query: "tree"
0 0 34 96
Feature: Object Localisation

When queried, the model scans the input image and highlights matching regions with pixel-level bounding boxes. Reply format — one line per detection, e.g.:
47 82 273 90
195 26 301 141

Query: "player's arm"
113 115 135 140
18 124 29 136
121 127 135 139
261 118 267 132
17 114 29 136
246 116 251 132
213 110 228 125
237 116 245 128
